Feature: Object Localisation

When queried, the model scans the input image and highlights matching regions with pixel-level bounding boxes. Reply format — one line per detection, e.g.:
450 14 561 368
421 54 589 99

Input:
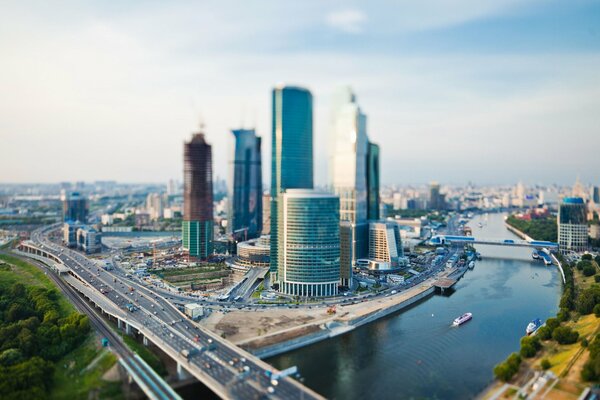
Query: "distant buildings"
558 197 588 253
262 193 271 235
429 182 446 210
61 191 88 223
182 130 214 260
227 129 262 240
270 85 314 282
277 190 340 297
146 192 166 221
63 222 101 254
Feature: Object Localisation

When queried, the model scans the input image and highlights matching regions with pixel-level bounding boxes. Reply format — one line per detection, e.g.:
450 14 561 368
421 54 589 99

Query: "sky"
1 0 599 187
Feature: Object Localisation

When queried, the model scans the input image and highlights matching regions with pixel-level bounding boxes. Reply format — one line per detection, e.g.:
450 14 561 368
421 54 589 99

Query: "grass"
51 335 122 400
0 253 74 316
0 253 123 399
119 333 168 377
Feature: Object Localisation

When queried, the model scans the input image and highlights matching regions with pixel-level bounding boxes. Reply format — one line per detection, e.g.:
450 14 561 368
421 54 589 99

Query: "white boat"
452 312 472 326
532 251 540 260
526 318 542 336
468 261 475 269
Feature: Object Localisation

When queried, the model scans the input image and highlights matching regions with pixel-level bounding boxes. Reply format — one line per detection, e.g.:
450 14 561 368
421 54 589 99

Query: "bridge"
16 225 323 400
429 235 559 251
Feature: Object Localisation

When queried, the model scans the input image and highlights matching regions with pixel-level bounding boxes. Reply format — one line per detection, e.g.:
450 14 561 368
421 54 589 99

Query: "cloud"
326 9 367 34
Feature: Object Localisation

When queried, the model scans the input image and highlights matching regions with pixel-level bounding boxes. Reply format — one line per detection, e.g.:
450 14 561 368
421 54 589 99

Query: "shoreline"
235 264 470 359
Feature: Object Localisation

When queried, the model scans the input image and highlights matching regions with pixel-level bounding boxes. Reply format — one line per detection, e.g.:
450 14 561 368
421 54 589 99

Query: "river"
266 212 561 399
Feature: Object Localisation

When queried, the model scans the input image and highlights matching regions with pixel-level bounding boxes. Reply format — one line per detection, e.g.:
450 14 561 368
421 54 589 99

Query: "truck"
125 303 137 312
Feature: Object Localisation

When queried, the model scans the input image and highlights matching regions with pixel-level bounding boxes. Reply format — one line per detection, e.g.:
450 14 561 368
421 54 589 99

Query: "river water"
266 212 561 399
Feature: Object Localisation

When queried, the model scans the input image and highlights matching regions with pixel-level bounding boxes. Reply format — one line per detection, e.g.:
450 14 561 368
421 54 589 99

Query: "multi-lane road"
28 225 323 400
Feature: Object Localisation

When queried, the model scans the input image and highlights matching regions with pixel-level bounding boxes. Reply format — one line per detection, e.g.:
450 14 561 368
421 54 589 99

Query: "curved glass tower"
279 189 340 297
270 86 313 281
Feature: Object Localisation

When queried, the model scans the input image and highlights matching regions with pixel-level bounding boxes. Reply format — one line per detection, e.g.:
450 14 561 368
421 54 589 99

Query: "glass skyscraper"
330 87 369 287
278 189 340 297
182 131 213 260
367 141 380 221
227 129 262 240
270 85 313 281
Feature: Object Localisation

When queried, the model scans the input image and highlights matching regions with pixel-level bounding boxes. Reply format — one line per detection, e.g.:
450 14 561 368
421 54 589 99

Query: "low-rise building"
184 303 204 320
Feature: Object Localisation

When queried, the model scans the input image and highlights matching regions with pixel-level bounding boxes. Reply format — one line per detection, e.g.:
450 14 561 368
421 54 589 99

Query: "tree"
541 359 551 370
583 254 593 261
552 326 579 344
583 264 596 277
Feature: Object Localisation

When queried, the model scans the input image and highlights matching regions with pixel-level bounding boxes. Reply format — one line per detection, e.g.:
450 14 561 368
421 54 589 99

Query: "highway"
6 251 181 400
27 225 323 400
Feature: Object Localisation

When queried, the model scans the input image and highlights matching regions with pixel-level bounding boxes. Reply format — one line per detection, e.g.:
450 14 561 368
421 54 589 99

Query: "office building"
146 193 165 221
182 130 214 260
63 222 83 247
61 191 88 223
278 190 339 297
558 197 588 253
429 182 446 210
366 142 380 220
330 87 369 286
270 85 313 281
592 186 600 204
368 221 403 270
227 129 262 239
228 235 270 273
76 226 102 254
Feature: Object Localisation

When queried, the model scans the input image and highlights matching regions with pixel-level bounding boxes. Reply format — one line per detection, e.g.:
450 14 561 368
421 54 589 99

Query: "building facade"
76 226 102 254
366 142 380 221
558 197 588 253
368 221 403 269
262 193 271 235
61 191 88 223
278 190 340 297
182 131 214 259
330 87 370 287
429 182 446 210
227 129 262 239
270 86 314 281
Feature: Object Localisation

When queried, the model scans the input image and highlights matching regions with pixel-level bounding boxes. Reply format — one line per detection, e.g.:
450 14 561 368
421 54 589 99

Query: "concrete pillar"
177 362 192 380
118 319 123 330
143 336 148 346
125 322 132 335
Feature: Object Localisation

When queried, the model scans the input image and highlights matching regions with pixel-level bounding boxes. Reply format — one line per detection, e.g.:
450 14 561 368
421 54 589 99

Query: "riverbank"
201 262 470 359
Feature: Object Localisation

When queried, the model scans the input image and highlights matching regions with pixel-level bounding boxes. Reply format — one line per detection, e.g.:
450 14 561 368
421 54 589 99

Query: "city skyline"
1 1 600 185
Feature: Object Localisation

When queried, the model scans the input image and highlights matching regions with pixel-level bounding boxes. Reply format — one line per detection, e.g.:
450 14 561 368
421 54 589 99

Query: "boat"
526 318 543 336
468 261 475 269
532 251 540 260
452 312 473 326
476 252 482 260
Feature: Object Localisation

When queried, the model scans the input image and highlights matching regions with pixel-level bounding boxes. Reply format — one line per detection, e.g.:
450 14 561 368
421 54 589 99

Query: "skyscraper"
558 197 588 253
270 85 313 281
278 189 340 297
330 86 369 286
227 129 262 239
182 130 213 260
366 141 380 221
61 191 88 223
369 221 403 268
429 182 446 210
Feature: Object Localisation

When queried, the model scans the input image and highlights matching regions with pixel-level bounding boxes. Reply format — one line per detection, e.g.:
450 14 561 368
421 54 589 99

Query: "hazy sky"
1 1 599 186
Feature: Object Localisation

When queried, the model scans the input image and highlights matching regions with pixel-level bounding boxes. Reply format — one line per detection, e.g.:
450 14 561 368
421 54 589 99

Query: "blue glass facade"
270 86 314 280
228 129 262 239
367 141 380 221
279 190 340 297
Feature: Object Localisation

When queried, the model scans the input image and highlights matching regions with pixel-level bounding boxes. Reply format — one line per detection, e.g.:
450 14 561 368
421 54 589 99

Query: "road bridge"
17 227 324 400
429 235 559 251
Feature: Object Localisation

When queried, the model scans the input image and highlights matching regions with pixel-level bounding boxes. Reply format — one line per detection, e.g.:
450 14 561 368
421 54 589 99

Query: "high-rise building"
227 129 262 239
591 186 599 204
278 189 340 297
270 85 313 281
330 87 369 287
558 197 588 253
146 193 165 221
369 221 403 268
182 130 214 260
61 191 89 223
366 141 380 220
262 193 271 235
429 182 446 210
